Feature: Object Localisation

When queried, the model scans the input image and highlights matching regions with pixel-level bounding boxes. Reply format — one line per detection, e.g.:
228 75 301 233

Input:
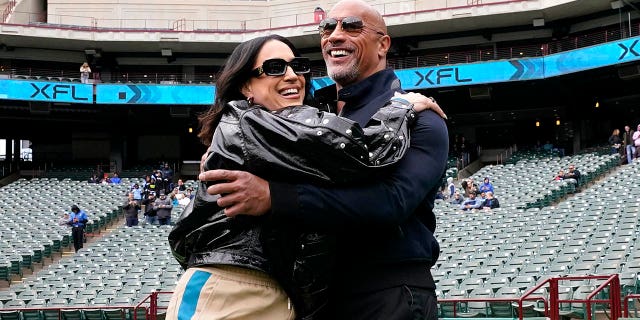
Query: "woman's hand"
394 91 447 119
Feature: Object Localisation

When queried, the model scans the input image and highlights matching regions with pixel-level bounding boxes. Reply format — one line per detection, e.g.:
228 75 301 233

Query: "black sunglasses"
251 57 311 77
318 16 386 38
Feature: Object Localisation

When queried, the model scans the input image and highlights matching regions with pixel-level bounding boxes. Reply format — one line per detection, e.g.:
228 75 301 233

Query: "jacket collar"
315 68 401 125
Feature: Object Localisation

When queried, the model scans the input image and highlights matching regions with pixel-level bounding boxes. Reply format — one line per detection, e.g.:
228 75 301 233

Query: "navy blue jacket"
269 69 449 293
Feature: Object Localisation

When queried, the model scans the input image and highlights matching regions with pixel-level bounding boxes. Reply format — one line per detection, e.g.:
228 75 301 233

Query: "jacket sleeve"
269 110 449 229
211 100 418 185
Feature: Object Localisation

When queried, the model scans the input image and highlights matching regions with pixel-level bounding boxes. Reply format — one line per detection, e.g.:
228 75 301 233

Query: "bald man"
198 0 448 318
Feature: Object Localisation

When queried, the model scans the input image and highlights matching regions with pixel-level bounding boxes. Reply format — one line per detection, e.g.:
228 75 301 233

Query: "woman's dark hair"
197 34 313 146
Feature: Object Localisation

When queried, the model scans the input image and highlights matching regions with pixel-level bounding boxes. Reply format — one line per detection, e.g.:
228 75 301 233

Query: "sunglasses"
251 57 311 77
318 16 386 38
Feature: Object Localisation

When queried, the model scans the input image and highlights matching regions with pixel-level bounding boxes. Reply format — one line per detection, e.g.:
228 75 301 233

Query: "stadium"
0 0 640 319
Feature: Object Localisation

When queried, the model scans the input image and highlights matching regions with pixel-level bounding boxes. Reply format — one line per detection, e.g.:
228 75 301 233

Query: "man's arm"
203 111 448 229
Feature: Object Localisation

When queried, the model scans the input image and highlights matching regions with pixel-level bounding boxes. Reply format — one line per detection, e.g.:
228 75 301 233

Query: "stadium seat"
0 299 25 320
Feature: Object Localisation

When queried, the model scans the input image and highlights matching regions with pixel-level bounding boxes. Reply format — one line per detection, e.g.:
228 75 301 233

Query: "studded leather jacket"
168 99 416 318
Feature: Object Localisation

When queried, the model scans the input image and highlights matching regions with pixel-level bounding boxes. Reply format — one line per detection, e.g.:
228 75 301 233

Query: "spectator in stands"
563 164 581 186
176 179 187 192
142 192 158 225
460 192 483 211
623 125 635 164
154 192 173 225
176 192 190 207
450 191 465 205
479 177 494 194
58 213 70 227
88 173 100 184
482 191 500 210
185 187 194 200
68 205 88 252
131 183 143 202
154 170 168 195
142 175 156 198
446 177 456 198
100 176 111 184
553 169 565 181
80 62 91 84
609 128 622 156
162 163 174 186
110 172 122 184
435 185 447 200
167 32 445 319
123 192 141 227
633 124 640 160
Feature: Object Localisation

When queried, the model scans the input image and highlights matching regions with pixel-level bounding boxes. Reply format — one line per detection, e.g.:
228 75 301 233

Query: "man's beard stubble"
327 60 359 86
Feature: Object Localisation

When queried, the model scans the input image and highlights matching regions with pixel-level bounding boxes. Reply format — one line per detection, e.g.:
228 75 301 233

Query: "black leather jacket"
168 99 416 317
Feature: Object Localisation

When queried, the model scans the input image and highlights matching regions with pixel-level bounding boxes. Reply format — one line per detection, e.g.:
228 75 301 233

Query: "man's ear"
379 35 391 58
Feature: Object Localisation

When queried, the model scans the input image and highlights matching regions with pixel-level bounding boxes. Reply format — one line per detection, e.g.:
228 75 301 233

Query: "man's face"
320 1 389 86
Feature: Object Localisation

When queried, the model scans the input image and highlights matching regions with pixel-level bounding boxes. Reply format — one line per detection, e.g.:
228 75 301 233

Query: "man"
123 192 141 227
154 192 173 225
198 0 448 318
623 125 635 164
68 205 88 252
460 192 483 211
563 164 581 187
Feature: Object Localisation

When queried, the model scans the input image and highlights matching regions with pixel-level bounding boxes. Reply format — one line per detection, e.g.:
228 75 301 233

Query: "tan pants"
165 265 295 320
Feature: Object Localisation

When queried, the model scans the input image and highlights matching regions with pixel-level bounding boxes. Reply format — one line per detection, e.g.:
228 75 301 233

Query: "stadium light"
533 18 545 27
161 48 173 57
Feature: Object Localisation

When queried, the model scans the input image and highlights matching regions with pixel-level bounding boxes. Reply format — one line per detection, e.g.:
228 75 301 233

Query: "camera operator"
123 192 141 227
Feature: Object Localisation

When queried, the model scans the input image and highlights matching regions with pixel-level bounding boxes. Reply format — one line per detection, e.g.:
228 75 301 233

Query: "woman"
167 34 443 319
608 128 621 155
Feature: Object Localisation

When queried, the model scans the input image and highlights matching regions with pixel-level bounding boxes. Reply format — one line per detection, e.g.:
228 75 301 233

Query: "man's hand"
198 169 271 217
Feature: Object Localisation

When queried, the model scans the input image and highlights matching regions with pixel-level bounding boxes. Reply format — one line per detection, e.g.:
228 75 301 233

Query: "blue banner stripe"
177 270 212 320
1 35 639 104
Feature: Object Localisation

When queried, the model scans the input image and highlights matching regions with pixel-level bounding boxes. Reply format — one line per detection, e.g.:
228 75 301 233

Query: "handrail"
623 294 640 318
440 275 622 320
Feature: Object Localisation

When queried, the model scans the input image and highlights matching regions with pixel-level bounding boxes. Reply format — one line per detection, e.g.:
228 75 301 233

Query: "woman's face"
242 40 306 111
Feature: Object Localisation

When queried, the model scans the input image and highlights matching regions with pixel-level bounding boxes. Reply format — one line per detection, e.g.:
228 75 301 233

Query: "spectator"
563 164 581 186
460 192 483 211
123 192 141 227
450 191 465 205
176 179 187 192
176 192 191 207
142 192 158 225
162 163 174 185
609 128 622 155
110 172 122 184
478 177 494 194
154 192 173 225
80 62 91 84
634 124 640 159
482 191 500 210
623 125 635 164
553 170 565 181
68 205 88 252
446 177 456 199
88 173 100 184
131 183 143 201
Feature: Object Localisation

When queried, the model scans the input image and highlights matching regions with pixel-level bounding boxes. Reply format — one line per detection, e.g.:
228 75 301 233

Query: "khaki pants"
166 266 295 320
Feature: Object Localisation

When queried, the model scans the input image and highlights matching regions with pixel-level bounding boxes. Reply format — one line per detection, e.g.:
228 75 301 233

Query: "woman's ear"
240 83 252 99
